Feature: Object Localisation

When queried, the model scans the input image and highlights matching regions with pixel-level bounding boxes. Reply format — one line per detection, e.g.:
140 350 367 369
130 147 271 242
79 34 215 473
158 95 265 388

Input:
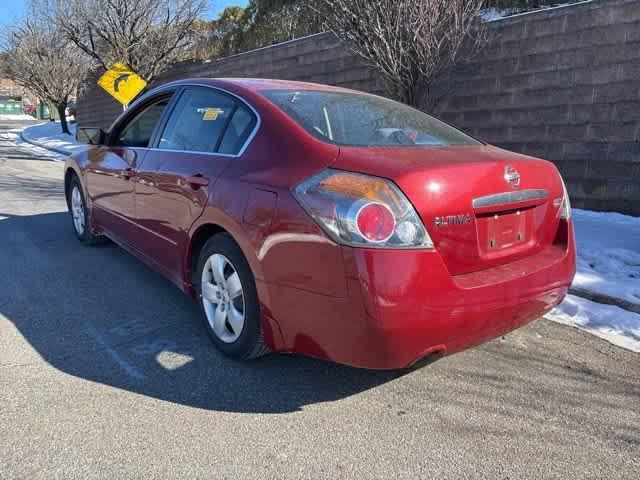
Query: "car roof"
117 77 365 131
163 77 363 95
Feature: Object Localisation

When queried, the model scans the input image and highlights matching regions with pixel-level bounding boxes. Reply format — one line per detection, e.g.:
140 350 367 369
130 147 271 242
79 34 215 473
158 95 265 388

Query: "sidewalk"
20 121 84 156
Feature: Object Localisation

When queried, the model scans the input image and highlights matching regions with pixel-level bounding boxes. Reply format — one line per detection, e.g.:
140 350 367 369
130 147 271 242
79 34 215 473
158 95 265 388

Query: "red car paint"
65 78 576 369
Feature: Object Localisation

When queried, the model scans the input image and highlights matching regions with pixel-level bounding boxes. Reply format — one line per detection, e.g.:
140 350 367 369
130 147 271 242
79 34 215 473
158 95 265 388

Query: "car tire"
195 233 269 360
68 175 103 245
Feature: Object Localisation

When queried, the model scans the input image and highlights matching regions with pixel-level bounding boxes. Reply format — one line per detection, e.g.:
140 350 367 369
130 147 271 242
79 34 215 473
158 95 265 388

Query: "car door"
132 86 258 279
86 95 171 243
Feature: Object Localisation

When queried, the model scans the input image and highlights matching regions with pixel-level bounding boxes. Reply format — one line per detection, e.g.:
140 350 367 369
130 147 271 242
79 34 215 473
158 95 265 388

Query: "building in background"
0 76 50 119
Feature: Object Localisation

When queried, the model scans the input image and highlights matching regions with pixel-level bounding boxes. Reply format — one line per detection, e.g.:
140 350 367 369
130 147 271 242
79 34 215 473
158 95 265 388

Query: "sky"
207 0 249 19
0 0 249 28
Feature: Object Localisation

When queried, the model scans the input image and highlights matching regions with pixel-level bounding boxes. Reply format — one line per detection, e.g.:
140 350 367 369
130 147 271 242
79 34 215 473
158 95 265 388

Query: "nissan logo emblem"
504 165 520 189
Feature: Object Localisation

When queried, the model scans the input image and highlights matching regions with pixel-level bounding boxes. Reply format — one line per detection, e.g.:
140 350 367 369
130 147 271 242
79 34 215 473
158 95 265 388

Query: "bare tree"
320 0 486 109
54 0 206 83
1 1 89 134
192 6 246 59
259 1 324 44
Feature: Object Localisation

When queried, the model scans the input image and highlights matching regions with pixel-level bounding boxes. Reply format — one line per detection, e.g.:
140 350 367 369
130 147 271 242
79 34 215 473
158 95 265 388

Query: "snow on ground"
545 209 640 352
0 113 36 120
21 121 85 156
0 126 67 160
481 7 514 22
572 209 640 306
481 1 591 22
546 295 640 352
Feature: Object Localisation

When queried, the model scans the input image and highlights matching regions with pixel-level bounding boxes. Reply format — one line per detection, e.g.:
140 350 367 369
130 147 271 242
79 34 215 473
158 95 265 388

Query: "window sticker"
201 107 224 121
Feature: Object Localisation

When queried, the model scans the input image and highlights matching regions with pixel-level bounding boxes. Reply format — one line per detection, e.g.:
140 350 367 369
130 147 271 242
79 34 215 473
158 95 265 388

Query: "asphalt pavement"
0 120 61 162
0 121 638 479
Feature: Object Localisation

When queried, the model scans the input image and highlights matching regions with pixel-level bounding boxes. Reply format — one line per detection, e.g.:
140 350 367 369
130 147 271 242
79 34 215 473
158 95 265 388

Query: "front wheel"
68 176 103 245
195 233 269 360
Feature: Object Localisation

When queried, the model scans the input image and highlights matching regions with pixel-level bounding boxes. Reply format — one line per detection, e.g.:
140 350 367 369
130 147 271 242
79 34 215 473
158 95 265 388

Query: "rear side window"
262 89 480 147
115 99 169 147
218 105 257 155
158 88 237 153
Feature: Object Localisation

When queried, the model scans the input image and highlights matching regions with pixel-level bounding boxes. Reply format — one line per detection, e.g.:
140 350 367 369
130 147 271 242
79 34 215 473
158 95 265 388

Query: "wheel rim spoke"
201 281 219 303
227 305 244 335
226 272 242 300
211 255 226 286
211 306 227 338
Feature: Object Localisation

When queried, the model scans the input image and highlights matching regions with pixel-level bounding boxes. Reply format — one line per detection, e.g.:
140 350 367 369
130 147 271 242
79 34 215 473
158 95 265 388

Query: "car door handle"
186 175 209 188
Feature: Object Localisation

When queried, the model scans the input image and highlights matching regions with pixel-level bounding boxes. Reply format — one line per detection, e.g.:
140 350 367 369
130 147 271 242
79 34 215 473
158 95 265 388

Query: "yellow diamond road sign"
97 63 147 106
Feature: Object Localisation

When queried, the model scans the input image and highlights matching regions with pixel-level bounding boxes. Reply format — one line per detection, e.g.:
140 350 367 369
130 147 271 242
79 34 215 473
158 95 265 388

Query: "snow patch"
21 121 86 157
0 114 36 120
481 1 592 22
0 126 66 160
572 209 640 306
481 8 509 22
546 295 640 352
545 208 640 352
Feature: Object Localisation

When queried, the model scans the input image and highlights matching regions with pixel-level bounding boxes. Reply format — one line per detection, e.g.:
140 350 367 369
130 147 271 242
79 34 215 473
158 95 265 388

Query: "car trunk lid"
333 145 565 275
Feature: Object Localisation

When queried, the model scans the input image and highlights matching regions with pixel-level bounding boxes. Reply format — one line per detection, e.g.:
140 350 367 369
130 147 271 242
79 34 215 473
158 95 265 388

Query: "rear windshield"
261 89 480 147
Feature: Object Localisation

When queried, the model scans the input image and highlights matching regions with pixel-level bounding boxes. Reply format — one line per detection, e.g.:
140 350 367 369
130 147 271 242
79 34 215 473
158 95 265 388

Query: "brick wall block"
76 0 640 215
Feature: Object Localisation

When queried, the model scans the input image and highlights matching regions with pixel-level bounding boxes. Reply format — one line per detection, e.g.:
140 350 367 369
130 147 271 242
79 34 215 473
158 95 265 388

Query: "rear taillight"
356 202 396 242
559 175 572 220
293 169 434 249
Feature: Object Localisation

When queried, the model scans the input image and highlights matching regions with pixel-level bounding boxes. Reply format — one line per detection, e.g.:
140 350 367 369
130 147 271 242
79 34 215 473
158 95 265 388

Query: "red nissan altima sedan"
65 78 576 369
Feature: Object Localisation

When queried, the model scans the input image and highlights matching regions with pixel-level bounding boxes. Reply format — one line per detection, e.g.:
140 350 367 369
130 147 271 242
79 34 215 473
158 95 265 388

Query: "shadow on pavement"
0 175 64 199
0 211 404 413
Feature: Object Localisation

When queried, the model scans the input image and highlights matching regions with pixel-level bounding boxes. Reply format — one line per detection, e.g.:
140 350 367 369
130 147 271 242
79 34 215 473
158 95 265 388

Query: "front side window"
115 98 169 148
261 89 480 147
158 88 238 153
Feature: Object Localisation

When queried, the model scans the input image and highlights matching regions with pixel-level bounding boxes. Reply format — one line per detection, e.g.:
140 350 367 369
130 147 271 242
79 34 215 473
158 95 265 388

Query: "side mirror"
76 127 106 145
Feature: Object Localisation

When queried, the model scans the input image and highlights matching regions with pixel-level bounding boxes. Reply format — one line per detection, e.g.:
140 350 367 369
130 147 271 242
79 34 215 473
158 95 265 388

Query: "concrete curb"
19 129 73 156
569 286 640 314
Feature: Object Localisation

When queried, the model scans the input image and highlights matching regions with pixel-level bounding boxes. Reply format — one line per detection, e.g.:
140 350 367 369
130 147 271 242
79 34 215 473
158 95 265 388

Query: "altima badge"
434 214 472 227
504 165 520 189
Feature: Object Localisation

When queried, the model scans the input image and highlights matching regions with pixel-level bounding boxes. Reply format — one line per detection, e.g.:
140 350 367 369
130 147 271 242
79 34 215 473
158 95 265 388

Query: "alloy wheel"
200 253 245 343
71 186 85 236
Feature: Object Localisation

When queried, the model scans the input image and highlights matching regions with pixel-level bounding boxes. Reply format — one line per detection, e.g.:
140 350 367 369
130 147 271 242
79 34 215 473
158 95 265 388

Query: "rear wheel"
68 176 103 245
195 233 268 360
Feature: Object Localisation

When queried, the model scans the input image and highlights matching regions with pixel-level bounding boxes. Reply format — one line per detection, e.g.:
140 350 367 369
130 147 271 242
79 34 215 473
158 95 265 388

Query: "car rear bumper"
262 222 576 369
